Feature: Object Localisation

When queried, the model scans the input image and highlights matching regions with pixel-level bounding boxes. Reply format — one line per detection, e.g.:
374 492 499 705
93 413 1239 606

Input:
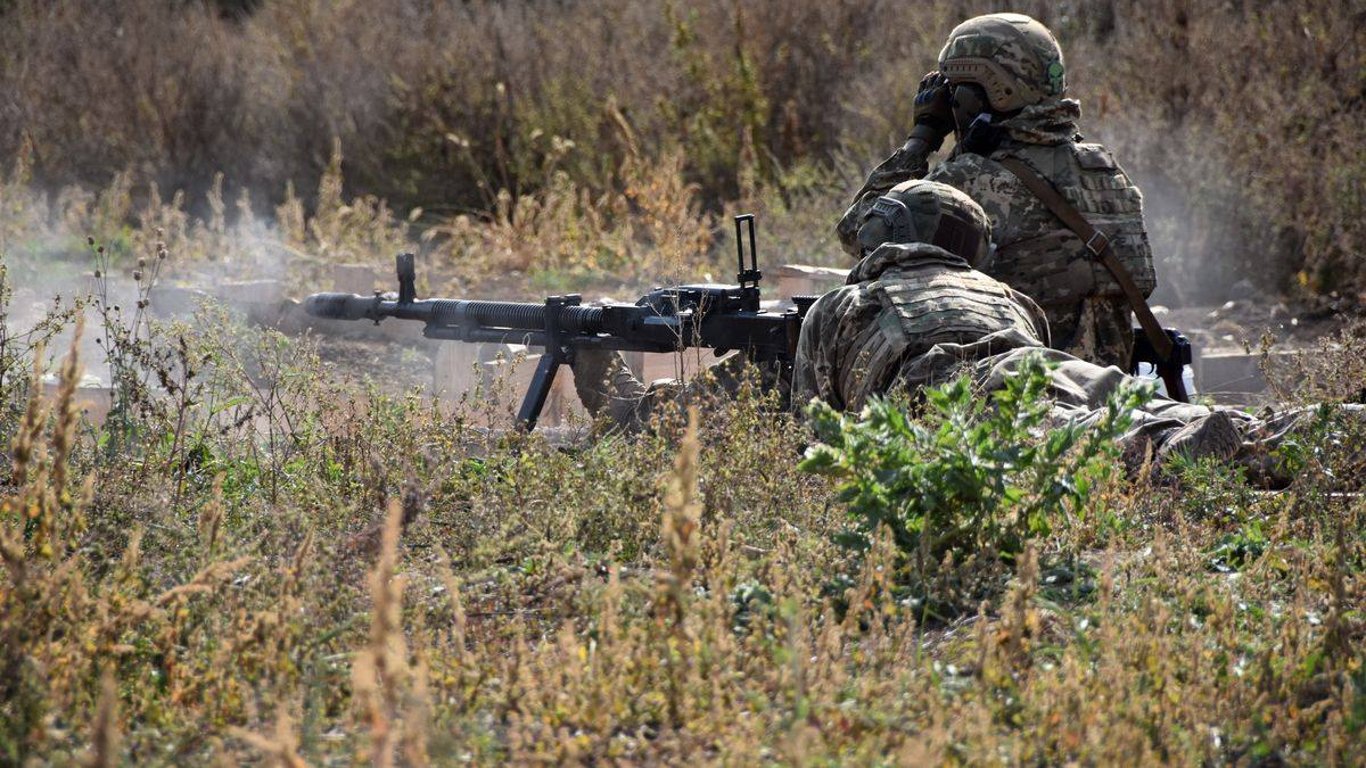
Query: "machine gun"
304 215 814 429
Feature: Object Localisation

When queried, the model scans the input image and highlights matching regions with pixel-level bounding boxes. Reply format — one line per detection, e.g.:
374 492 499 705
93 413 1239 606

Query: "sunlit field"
0 0 1362 764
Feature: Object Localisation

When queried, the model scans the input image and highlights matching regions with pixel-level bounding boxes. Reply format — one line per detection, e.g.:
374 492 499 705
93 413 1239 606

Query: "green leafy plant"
801 354 1147 571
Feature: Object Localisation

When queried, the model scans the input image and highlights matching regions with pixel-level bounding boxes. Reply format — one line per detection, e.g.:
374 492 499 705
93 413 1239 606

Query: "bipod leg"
516 353 561 430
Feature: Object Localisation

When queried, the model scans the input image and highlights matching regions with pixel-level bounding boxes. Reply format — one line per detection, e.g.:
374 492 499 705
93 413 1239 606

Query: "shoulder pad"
1073 143 1117 171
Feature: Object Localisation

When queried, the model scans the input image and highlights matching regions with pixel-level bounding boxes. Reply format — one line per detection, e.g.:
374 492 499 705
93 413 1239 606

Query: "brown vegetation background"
1 0 1362 302
1 3 1364 764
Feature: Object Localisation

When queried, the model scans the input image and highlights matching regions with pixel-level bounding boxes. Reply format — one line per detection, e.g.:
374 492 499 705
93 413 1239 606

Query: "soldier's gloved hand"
909 71 954 152
571 348 647 420
570 348 619 415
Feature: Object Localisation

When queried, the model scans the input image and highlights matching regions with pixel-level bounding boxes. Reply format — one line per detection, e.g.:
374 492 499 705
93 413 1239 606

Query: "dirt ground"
1156 292 1362 355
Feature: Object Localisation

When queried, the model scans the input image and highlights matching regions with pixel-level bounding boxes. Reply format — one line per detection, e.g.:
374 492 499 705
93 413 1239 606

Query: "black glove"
909 71 954 151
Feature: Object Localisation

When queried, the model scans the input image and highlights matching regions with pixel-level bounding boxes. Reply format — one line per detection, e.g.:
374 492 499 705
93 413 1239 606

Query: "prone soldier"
806 180 1362 488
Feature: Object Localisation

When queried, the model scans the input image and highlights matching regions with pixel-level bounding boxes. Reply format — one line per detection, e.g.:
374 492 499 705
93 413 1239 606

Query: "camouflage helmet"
937 13 1066 113
858 180 993 267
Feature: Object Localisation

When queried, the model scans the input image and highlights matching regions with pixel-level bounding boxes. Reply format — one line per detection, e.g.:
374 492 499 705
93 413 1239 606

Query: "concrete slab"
1195 349 1299 404
217 279 285 306
477 352 585 427
148 285 214 317
433 342 523 399
775 264 847 300
42 376 112 428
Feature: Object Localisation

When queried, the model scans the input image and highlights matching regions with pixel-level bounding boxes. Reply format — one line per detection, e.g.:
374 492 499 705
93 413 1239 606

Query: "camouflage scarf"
848 242 970 284
996 98 1082 145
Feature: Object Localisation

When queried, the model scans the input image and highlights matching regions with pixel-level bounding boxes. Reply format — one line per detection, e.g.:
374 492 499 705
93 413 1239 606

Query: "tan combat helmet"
938 13 1066 113
858 180 993 267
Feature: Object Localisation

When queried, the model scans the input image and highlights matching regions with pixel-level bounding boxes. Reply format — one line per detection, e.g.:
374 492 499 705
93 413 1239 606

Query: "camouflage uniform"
837 14 1157 369
792 241 1048 411
802 180 1362 488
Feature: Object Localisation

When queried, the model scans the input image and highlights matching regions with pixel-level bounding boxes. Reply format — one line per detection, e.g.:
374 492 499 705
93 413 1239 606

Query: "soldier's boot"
1236 404 1366 490
1157 410 1241 466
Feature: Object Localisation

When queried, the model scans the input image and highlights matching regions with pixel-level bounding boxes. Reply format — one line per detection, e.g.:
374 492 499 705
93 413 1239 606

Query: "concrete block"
377 315 427 342
434 343 477 398
148 285 214 317
432 342 519 398
477 352 585 427
775 264 848 300
43 376 112 428
1195 349 1299 402
442 344 726 425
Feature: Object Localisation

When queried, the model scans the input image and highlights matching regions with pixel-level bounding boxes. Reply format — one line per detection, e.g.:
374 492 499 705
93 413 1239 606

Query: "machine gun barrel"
305 293 608 337
305 216 808 429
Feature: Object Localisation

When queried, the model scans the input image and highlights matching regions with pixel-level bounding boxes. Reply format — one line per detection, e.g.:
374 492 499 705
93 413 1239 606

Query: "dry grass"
0 1 1362 763
0 239 1361 763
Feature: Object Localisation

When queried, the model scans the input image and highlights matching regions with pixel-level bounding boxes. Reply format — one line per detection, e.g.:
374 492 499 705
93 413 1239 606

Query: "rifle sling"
996 156 1174 363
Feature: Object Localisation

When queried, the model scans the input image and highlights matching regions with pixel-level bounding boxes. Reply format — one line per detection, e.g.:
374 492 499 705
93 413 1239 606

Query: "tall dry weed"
351 498 431 767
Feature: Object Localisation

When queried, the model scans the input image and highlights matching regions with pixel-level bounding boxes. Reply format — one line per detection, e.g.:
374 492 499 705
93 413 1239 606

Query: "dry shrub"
1046 0 1366 304
0 2 1362 763
0 309 1359 763
3 0 1359 297
1262 318 1366 404
0 1 259 199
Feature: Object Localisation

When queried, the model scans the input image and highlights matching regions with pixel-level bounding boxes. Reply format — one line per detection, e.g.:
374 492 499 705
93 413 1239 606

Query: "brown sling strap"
996 156 1174 363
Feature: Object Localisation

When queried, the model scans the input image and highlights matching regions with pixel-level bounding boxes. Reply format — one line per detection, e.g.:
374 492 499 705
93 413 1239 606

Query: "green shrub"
800 354 1147 572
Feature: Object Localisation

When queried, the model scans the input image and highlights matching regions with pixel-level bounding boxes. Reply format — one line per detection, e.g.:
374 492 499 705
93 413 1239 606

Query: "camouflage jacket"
792 242 1049 411
836 99 1156 367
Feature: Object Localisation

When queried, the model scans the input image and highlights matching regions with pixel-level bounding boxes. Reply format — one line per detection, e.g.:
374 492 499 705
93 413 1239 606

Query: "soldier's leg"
1232 404 1366 489
973 346 1247 475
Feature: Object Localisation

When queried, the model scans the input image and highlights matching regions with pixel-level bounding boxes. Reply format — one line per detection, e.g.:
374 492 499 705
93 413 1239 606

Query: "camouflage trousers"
973 347 1366 488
